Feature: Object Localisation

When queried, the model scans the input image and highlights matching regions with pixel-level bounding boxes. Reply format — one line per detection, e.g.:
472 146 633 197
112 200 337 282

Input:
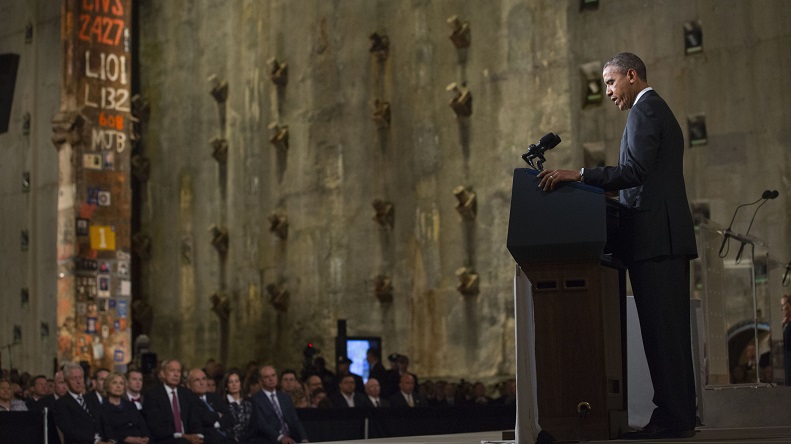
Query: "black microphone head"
537 132 556 147
549 133 561 149
770 190 779 199
761 190 774 199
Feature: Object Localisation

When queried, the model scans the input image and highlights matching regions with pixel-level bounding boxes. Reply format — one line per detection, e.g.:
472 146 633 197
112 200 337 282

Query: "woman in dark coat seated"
100 372 150 444
220 369 255 443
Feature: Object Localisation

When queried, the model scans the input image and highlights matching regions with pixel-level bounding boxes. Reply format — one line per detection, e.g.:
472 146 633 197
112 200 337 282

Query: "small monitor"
343 336 381 383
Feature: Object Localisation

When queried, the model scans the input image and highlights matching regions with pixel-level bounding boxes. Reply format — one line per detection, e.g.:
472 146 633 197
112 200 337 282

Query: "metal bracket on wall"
268 213 288 240
208 75 228 103
267 283 290 312
447 82 472 117
374 274 393 303
447 15 471 49
269 123 289 151
267 58 288 87
369 32 389 62
372 199 394 230
453 185 477 220
455 266 480 297
372 99 391 128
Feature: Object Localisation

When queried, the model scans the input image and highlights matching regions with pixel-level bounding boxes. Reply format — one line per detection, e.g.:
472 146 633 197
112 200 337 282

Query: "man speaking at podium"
537 52 697 440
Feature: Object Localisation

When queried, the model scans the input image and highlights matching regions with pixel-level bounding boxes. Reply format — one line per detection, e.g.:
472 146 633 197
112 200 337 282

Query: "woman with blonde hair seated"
99 372 150 443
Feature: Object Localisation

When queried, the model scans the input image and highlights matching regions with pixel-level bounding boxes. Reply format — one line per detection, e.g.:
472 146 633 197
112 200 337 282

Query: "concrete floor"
320 426 791 443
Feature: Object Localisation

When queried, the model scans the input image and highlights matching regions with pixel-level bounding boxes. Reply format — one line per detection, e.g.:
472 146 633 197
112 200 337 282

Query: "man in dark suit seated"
24 374 50 410
55 362 112 444
363 378 389 408
87 368 110 406
187 368 234 444
329 375 369 408
250 365 308 444
125 369 145 410
330 356 364 395
387 373 426 408
26 373 62 444
142 359 204 444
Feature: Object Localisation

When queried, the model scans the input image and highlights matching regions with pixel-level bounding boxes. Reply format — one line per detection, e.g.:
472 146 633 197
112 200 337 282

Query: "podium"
507 168 628 441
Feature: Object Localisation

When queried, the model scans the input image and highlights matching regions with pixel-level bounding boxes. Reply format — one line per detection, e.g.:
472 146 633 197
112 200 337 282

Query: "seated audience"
388 373 426 408
0 378 28 411
55 362 109 444
100 372 150 444
126 369 145 410
187 368 234 443
220 369 255 444
142 359 204 444
250 365 309 443
25 374 50 410
364 378 389 408
309 388 330 409
329 375 368 408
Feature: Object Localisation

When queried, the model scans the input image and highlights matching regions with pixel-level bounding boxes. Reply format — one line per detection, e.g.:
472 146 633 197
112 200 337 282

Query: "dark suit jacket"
54 392 102 444
99 398 150 443
142 384 203 444
30 394 61 444
329 391 370 408
582 90 697 263
195 392 235 443
368 362 388 387
250 390 307 443
361 396 390 408
86 390 104 407
388 391 427 408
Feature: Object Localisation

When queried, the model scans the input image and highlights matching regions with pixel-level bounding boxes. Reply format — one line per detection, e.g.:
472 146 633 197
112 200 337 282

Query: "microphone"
718 190 778 258
734 190 779 263
521 132 561 171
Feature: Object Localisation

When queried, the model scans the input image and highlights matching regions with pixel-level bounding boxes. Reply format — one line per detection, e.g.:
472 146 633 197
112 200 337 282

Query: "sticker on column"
90 225 116 251
103 151 115 170
87 187 100 205
117 261 129 277
98 191 111 206
76 218 90 236
117 300 128 318
83 154 103 170
86 317 98 334
120 280 131 296
98 275 111 298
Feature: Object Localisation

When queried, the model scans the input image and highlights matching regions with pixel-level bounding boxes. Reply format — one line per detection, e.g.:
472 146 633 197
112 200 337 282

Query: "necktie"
77 395 91 415
270 393 290 436
171 389 183 433
375 399 380 407
407 394 414 407
201 396 215 412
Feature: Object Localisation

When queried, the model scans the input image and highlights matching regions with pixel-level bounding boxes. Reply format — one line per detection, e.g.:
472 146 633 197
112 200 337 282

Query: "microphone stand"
734 198 772 264
718 197 764 258
783 260 791 288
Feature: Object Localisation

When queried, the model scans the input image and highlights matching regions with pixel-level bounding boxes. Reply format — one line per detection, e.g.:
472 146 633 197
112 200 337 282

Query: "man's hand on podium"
536 169 582 191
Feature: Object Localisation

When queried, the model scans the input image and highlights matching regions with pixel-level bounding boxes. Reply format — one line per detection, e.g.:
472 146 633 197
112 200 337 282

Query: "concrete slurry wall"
0 1 61 375
138 0 573 377
566 0 791 360
3 0 789 378
137 1 791 378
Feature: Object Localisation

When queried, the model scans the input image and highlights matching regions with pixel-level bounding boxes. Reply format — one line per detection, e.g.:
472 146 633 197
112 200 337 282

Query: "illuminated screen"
345 337 381 383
